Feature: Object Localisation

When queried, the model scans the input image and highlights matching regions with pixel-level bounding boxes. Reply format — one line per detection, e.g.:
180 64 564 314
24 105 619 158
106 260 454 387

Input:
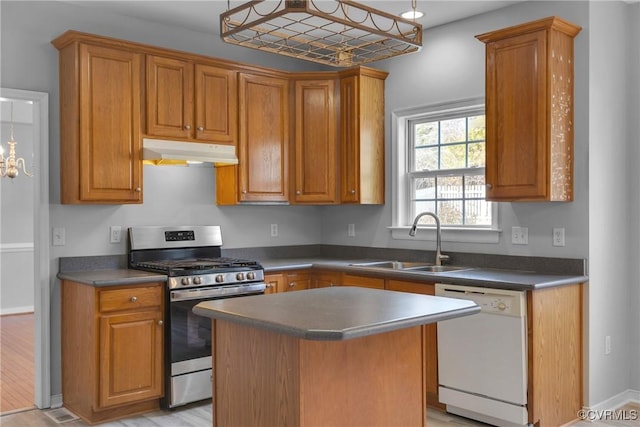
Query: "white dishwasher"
435 283 528 427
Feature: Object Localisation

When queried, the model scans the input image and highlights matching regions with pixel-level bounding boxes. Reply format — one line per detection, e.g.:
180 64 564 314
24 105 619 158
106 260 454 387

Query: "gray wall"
0 101 35 313
587 1 638 406
1 0 637 407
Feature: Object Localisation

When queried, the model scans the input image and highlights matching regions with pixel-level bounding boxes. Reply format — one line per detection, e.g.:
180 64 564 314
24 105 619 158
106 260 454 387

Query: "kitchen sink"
350 261 470 273
350 261 433 270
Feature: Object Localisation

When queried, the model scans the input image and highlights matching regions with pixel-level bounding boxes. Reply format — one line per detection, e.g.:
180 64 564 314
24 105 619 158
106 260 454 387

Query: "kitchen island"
193 286 480 427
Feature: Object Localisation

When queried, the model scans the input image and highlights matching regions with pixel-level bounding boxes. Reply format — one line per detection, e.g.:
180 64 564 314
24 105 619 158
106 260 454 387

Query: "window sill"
388 226 501 244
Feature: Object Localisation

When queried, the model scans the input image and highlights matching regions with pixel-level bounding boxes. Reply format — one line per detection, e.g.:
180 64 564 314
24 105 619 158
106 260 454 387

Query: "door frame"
1 88 50 408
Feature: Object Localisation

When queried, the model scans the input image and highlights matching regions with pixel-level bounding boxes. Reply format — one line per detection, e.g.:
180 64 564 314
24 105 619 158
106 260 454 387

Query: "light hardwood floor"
0 313 35 414
0 402 638 426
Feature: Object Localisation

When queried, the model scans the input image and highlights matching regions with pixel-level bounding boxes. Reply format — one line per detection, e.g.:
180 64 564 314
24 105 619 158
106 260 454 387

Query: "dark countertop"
57 269 167 286
261 258 588 291
193 286 480 341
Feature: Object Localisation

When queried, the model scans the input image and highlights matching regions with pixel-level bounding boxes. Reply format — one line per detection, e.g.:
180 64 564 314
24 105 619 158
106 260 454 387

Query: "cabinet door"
293 80 337 203
340 75 360 203
263 272 283 294
281 271 311 292
146 55 193 138
194 64 237 143
313 271 342 288
484 30 548 200
99 310 163 408
342 274 384 289
385 280 441 409
339 74 385 204
78 44 142 202
238 73 290 203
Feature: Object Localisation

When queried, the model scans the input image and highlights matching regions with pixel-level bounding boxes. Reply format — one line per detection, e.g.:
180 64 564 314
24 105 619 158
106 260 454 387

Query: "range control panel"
435 283 526 317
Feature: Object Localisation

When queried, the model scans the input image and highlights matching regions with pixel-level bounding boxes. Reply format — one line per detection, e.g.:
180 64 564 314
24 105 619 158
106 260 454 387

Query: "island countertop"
193 286 480 341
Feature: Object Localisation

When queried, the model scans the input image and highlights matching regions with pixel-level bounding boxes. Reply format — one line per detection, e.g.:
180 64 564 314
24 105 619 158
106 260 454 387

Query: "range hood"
142 138 238 165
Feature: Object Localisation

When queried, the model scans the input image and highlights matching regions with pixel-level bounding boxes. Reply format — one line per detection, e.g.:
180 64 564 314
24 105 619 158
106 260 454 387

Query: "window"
391 99 498 242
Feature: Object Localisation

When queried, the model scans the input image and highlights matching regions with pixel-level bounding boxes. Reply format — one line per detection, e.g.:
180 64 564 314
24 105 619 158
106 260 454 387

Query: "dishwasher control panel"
435 283 526 317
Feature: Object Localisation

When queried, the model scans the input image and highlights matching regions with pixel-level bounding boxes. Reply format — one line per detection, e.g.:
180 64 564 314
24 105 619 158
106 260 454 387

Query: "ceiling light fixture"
401 0 423 20
0 102 33 179
220 0 422 67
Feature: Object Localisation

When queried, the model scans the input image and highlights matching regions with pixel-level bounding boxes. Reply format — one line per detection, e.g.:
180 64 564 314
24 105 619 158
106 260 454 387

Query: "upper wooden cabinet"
477 17 581 201
146 55 237 144
292 78 338 204
52 36 143 204
339 68 387 204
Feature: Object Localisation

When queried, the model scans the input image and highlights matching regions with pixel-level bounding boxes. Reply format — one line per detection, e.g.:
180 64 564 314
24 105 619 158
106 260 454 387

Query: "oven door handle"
170 283 266 301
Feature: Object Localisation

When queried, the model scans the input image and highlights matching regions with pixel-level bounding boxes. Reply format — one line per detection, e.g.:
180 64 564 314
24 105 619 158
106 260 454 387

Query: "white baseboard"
586 389 640 412
0 306 34 315
50 394 63 409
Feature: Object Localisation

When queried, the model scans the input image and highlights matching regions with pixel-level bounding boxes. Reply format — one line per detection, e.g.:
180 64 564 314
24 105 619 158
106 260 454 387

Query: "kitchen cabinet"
292 78 338 204
339 68 387 204
282 270 312 292
385 280 442 410
146 55 237 144
477 16 581 201
216 73 290 204
263 272 282 294
342 273 384 289
313 270 342 288
52 35 143 204
61 280 164 424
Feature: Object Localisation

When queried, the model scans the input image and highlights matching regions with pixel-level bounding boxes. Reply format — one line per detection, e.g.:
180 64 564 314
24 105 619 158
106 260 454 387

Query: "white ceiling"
61 1 522 34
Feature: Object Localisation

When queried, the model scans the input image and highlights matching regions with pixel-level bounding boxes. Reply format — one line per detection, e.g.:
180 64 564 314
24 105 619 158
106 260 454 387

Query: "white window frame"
389 97 501 243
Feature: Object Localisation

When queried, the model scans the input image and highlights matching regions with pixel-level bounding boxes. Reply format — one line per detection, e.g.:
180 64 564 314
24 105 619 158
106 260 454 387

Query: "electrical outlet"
270 224 278 237
110 226 122 243
348 224 355 237
52 227 66 246
511 226 528 245
605 335 611 355
552 227 565 247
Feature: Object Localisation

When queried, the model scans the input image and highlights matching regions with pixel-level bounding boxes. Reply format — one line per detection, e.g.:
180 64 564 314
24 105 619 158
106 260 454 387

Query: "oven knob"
181 277 190 286
236 272 245 281
247 272 256 280
193 276 202 285
215 274 225 283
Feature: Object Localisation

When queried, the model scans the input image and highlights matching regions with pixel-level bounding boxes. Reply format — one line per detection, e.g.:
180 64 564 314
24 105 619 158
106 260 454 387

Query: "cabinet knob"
242 190 247 194
296 190 301 195
197 126 204 131
289 282 296 287
350 190 356 194
130 296 137 303
158 320 163 326
486 183 493 190
184 125 191 130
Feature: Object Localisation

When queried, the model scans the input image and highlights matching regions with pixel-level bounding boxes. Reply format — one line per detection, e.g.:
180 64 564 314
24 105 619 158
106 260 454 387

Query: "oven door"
166 283 265 408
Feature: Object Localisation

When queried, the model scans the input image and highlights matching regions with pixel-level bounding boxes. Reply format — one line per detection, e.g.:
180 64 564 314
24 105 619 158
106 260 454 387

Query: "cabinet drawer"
342 274 384 289
99 285 162 313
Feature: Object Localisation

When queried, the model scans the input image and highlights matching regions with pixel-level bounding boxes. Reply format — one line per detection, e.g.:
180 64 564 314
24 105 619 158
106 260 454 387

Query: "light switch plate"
52 227 66 246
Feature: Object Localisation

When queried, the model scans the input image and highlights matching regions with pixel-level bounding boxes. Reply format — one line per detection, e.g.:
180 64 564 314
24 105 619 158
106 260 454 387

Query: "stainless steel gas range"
128 225 266 408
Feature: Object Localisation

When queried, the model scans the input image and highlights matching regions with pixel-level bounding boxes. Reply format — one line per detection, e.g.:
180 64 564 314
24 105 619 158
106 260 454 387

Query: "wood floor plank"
0 313 35 413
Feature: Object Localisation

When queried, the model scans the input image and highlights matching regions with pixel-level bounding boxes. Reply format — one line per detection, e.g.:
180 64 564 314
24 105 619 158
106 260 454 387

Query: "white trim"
0 242 34 253
1 88 50 409
584 389 640 412
389 226 501 244
50 394 63 409
0 306 35 315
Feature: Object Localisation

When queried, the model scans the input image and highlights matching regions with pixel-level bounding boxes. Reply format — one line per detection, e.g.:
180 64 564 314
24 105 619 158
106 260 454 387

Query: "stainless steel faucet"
409 212 450 266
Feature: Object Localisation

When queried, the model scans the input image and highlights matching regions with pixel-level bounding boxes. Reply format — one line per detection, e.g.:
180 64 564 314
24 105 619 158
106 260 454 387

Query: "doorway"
0 88 50 411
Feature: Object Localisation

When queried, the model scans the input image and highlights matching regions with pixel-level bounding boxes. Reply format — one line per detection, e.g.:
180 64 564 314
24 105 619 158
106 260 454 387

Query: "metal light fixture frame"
220 0 422 67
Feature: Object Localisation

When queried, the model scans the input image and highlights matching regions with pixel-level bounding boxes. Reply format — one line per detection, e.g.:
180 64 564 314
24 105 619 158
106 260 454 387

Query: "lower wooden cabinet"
313 271 342 288
385 280 442 410
263 272 282 294
342 273 384 289
61 280 164 424
264 271 311 293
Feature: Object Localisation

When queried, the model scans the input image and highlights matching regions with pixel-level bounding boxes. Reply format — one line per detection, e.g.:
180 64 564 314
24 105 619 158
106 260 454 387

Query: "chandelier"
220 0 423 67
1 102 33 179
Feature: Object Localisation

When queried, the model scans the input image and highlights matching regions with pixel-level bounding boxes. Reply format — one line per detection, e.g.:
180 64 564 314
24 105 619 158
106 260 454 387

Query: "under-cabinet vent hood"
142 138 238 165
